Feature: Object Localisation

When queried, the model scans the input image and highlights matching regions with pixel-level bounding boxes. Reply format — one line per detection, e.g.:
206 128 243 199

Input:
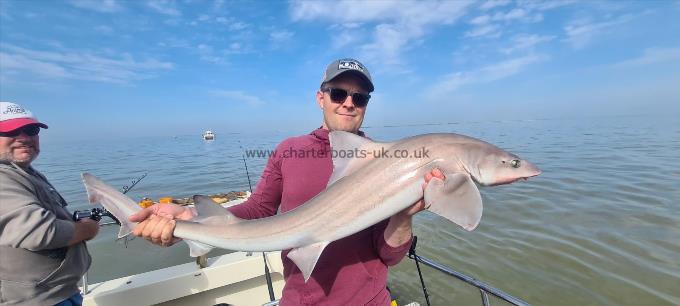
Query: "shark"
82 131 541 281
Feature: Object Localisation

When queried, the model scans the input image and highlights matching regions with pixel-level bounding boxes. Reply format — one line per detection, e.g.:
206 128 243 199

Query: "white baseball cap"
0 102 48 133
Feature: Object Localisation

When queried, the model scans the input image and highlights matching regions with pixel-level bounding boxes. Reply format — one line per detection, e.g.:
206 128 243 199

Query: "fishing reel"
72 208 120 225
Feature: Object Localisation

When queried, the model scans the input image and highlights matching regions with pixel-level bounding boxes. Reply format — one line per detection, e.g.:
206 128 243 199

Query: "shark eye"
510 159 521 168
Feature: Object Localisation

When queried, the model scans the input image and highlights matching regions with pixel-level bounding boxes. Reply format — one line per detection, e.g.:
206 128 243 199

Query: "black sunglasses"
0 125 41 137
322 87 371 107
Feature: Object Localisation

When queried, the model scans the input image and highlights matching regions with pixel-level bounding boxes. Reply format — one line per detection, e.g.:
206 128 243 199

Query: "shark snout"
524 162 542 178
487 161 541 186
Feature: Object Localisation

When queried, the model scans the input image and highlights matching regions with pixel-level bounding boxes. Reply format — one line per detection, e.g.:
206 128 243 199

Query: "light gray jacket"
0 162 91 306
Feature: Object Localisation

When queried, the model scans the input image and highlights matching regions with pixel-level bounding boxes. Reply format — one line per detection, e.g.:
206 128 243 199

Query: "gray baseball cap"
321 58 374 92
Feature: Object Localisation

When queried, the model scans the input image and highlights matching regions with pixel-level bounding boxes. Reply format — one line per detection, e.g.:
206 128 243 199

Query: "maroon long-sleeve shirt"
228 128 412 305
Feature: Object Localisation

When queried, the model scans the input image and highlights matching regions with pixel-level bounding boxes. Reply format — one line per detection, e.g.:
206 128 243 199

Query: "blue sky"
1 0 679 142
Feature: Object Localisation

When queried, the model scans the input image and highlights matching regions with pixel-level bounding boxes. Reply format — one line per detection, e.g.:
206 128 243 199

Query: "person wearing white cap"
130 59 444 305
0 102 99 306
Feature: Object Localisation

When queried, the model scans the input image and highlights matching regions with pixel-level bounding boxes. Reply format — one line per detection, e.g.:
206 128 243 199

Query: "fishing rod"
409 236 432 306
122 172 148 194
73 172 148 225
239 141 276 302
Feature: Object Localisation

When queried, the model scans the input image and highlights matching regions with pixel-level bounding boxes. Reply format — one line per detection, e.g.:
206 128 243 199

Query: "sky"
1 0 679 142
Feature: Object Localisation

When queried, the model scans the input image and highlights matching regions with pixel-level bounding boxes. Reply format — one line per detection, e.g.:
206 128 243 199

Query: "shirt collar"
310 127 365 144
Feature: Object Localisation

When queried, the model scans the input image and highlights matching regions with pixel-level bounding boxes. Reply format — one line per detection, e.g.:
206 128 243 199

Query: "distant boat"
203 130 215 140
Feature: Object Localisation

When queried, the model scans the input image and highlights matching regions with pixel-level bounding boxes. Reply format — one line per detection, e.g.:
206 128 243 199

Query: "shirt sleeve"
372 219 413 266
0 171 75 251
228 143 284 220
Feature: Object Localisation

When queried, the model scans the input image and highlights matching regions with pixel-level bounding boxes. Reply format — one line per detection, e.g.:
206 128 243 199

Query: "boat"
81 251 285 306
80 196 531 306
203 130 215 140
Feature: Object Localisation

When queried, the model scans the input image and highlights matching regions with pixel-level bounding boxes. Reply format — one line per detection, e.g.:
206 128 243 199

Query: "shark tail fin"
81 172 141 239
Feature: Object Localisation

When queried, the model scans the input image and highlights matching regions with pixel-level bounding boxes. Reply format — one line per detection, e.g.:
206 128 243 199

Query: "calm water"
36 116 679 306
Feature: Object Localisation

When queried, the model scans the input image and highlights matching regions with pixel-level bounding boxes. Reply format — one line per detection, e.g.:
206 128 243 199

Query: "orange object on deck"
139 198 154 208
159 197 173 204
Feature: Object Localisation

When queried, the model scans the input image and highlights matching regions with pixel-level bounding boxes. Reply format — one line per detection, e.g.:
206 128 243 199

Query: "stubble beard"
0 149 38 166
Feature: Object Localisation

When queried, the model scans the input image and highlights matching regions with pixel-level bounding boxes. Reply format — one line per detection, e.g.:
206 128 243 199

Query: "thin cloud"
147 0 181 16
214 0 225 10
332 31 361 50
0 53 69 78
517 0 576 11
94 25 114 34
613 47 680 68
427 54 547 98
501 34 555 54
0 44 173 84
564 14 634 49
270 30 294 43
479 0 511 10
360 23 410 67
466 7 542 39
196 44 229 65
291 0 471 29
465 24 500 38
0 1 12 21
290 0 473 71
68 0 122 13
210 90 265 106
469 15 491 25
215 17 249 31
229 22 248 31
492 8 527 21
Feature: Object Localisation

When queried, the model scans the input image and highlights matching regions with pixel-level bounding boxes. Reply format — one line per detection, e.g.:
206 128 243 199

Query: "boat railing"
407 236 531 306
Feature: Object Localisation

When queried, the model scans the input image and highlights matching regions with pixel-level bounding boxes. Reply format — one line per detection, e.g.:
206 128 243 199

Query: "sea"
35 115 679 306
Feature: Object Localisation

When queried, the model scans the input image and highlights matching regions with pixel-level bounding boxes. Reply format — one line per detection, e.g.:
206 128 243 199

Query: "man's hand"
384 168 446 247
399 168 446 217
68 218 100 246
129 204 195 247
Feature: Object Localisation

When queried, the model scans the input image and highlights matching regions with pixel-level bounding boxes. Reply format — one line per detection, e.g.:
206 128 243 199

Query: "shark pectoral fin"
185 239 214 257
424 173 483 231
193 195 243 225
327 131 393 187
287 241 330 282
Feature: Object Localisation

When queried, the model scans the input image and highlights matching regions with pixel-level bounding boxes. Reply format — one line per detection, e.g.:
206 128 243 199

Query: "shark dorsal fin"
193 195 243 225
327 131 392 186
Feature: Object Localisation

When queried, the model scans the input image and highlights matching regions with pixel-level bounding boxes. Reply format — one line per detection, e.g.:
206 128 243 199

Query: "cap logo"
2 104 28 116
338 60 365 72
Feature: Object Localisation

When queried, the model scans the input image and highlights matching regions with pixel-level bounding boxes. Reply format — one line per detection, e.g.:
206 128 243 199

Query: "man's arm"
374 169 445 265
227 145 284 219
67 219 100 245
0 173 89 250
383 168 445 247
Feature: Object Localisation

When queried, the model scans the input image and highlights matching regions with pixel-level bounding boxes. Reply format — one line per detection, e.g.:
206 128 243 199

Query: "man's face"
316 74 369 133
0 126 41 167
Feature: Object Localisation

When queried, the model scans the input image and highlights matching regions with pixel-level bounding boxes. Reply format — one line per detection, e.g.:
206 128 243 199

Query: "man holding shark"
0 102 99 306
130 58 445 305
